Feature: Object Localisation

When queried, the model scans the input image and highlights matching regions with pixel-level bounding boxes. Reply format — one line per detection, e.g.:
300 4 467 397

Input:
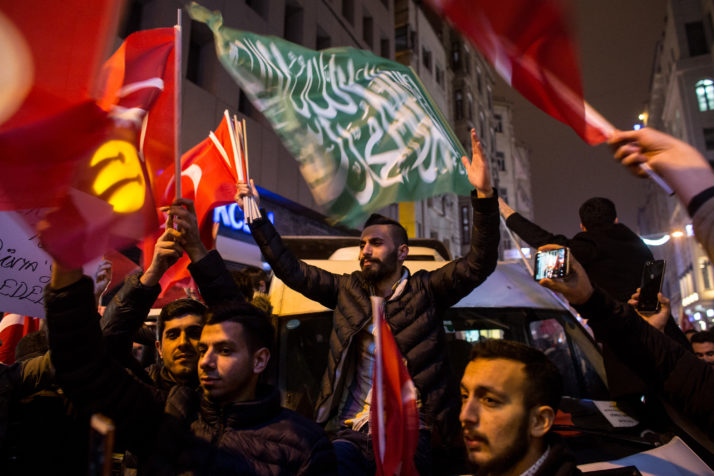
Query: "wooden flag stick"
224 109 243 182
241 118 250 181
174 9 183 200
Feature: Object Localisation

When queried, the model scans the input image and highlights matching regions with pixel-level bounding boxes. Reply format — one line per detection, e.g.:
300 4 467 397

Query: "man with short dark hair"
238 129 500 473
459 340 580 476
691 331 714 366
45 268 337 474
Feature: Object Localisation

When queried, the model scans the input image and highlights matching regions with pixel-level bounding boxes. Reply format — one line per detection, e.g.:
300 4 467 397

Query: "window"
455 90 463 120
380 38 390 59
496 151 506 171
463 52 470 74
494 114 503 133
696 79 714 111
466 92 473 120
452 41 461 69
284 3 303 44
460 205 470 245
246 0 268 18
704 127 714 149
701 258 713 290
363 15 373 48
476 67 482 94
435 65 444 87
422 47 432 72
187 20 213 88
342 0 354 25
479 112 486 147
118 0 144 38
686 21 709 56
395 25 409 51
316 27 331 50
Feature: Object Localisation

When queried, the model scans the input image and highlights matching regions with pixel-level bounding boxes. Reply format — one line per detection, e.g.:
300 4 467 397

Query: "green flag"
188 2 472 227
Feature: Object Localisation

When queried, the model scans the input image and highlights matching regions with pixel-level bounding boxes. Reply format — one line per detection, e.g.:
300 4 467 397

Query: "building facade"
643 0 714 328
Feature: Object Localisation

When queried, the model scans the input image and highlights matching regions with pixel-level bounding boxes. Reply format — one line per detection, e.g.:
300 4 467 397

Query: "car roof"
270 259 568 316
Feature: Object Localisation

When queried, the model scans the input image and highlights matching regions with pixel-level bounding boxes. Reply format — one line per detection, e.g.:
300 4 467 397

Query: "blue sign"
213 204 274 234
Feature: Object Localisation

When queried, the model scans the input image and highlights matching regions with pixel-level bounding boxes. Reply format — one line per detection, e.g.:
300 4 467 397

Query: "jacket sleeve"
692 195 714 262
249 213 341 310
17 352 55 396
426 191 499 308
574 288 714 437
45 276 166 454
188 249 245 306
100 272 160 350
297 433 338 476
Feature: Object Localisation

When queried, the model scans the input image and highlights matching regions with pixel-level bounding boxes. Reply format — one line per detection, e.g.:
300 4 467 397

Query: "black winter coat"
46 277 336 476
250 191 499 439
505 214 653 302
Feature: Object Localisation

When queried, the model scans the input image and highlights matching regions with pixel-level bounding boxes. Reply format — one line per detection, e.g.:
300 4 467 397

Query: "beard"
360 248 399 284
472 417 531 476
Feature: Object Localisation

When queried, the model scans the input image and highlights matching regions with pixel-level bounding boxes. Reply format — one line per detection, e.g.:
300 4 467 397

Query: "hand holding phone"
637 260 666 313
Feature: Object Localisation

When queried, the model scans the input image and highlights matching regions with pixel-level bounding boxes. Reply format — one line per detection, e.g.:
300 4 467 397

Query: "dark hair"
157 298 208 341
469 339 563 412
206 301 274 352
15 330 48 362
691 330 714 345
230 270 255 297
243 266 269 288
579 197 617 230
363 213 408 247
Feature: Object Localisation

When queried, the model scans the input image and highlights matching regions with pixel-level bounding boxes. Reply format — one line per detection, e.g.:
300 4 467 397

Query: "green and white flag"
188 2 472 227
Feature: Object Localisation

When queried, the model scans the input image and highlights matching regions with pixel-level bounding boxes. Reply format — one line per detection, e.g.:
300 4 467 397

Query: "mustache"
462 429 489 444
360 258 381 266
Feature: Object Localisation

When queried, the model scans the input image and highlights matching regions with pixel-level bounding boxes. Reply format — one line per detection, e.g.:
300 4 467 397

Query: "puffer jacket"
249 191 499 438
46 277 337 476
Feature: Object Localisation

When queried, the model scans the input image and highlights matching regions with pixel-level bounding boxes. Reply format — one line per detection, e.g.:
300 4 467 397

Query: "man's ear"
155 340 162 358
397 244 409 262
253 347 270 375
529 405 555 438
579 222 587 232
614 217 619 224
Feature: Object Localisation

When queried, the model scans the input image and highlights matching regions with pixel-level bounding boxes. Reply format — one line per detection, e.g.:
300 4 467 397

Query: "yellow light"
638 113 645 121
90 140 145 213
671 230 684 238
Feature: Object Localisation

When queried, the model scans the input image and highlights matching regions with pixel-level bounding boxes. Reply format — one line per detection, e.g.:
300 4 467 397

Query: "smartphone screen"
534 248 569 280
637 260 666 313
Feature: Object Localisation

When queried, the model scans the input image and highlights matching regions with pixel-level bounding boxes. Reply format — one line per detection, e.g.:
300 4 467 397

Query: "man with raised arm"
237 129 500 474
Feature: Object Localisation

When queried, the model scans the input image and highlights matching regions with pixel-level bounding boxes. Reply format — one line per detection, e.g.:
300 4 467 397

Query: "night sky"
494 0 669 235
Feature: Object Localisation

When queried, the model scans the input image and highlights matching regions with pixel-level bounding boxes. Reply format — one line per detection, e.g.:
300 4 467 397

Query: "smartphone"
533 247 570 280
637 260 666 313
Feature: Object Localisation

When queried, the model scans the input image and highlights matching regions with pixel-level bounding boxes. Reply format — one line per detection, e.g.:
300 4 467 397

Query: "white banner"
0 210 101 318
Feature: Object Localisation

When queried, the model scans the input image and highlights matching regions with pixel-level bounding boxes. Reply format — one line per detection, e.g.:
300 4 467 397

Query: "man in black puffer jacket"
237 130 499 474
46 265 337 475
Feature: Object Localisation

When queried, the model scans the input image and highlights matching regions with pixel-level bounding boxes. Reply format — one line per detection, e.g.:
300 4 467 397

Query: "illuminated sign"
213 203 274 234
90 140 145 213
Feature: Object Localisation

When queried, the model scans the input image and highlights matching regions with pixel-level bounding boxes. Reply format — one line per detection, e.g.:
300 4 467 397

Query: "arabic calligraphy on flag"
188 2 472 227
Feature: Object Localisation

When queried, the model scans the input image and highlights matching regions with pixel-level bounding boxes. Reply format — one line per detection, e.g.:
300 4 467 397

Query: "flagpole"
174 9 183 200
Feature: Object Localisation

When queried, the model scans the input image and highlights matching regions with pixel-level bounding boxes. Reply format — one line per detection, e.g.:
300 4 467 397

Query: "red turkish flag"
426 0 610 145
370 297 420 476
145 115 239 298
0 314 42 365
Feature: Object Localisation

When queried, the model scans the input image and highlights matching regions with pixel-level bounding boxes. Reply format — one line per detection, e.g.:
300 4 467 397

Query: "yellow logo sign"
90 140 146 213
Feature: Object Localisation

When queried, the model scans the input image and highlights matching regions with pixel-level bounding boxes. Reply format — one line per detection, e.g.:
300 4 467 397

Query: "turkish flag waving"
145 115 239 298
426 0 611 145
370 296 420 476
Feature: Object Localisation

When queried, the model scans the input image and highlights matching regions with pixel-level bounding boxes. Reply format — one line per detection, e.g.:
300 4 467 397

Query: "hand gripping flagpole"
224 110 259 223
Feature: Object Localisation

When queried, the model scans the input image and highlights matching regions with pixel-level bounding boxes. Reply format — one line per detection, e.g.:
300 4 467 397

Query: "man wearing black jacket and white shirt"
237 129 500 474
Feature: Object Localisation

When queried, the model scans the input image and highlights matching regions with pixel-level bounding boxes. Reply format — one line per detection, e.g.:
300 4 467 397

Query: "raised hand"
167 198 208 263
537 244 594 305
460 128 493 197
235 179 260 210
140 219 183 287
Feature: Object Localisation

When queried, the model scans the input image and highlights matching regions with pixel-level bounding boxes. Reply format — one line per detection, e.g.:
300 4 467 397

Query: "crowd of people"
0 125 713 475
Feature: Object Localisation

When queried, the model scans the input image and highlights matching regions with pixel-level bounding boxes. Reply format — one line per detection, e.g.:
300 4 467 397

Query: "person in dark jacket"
100 198 244 393
500 197 654 400
460 339 580 476
539 245 714 442
499 196 653 303
237 129 500 474
45 264 337 475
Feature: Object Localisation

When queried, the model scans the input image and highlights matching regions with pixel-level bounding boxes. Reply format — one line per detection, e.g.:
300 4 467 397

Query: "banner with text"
188 3 472 227
0 210 101 318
